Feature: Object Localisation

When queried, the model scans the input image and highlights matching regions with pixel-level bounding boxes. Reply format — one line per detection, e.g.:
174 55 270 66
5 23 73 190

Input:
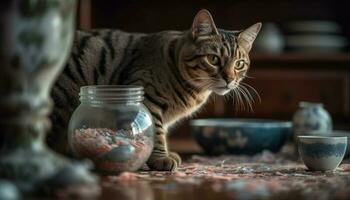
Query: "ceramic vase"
293 102 332 140
0 0 98 194
254 22 284 54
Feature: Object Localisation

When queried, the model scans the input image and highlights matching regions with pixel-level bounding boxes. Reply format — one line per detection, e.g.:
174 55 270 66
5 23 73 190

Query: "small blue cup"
298 136 347 171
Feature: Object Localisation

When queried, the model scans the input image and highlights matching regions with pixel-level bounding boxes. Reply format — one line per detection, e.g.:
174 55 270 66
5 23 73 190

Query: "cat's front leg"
147 124 181 171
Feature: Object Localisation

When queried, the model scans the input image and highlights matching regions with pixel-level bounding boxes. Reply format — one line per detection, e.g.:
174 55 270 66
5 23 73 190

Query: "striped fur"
49 10 261 171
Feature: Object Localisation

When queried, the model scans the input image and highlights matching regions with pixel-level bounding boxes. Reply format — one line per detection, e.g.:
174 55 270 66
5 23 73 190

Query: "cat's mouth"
212 86 231 95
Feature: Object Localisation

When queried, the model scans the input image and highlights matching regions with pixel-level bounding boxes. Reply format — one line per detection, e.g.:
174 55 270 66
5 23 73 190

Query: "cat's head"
179 9 261 96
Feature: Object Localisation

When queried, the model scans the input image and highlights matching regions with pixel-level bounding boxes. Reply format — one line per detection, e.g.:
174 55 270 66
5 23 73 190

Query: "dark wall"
90 0 350 39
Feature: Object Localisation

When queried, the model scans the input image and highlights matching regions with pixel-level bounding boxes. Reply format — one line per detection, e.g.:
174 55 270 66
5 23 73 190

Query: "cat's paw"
169 151 182 165
147 155 178 171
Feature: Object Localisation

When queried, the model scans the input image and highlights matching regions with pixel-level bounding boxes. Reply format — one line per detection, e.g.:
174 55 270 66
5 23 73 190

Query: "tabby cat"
49 9 261 171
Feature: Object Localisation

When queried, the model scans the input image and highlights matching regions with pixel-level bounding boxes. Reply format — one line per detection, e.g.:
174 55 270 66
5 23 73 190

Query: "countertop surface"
50 144 350 200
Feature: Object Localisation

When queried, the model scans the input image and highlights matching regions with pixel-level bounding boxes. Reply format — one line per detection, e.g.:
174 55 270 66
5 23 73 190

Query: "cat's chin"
212 88 230 96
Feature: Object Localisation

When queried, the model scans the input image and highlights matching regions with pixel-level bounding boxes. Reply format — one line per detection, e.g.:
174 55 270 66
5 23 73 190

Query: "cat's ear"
238 23 262 52
191 9 219 38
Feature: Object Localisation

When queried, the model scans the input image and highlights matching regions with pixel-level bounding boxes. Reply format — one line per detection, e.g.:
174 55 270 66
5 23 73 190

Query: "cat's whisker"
238 85 254 103
230 89 239 113
237 85 254 112
232 83 254 113
240 82 261 103
232 88 240 111
243 75 255 79
238 87 253 113
241 82 261 102
184 78 213 95
244 92 254 112
237 93 244 112
239 90 247 111
186 78 219 92
231 92 237 114
233 88 245 111
229 83 243 112
195 80 214 92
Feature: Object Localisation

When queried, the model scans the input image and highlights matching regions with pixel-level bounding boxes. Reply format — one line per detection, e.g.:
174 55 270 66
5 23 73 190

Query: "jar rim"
80 85 144 92
79 85 144 104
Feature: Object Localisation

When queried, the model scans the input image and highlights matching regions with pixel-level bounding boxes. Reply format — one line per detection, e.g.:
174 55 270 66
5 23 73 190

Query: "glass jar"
68 85 154 174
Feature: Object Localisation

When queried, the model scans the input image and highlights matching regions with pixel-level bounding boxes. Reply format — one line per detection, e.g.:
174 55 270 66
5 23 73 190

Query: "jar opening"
79 85 144 104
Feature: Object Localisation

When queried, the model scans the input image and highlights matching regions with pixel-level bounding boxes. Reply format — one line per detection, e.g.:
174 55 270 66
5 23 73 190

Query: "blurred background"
76 0 350 153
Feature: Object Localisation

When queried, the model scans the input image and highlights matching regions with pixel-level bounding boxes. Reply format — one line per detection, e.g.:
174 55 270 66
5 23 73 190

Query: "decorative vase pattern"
0 0 98 194
293 102 332 139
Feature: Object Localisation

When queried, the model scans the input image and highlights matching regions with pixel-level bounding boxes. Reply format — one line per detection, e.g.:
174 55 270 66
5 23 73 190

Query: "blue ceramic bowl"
298 136 347 171
190 119 292 155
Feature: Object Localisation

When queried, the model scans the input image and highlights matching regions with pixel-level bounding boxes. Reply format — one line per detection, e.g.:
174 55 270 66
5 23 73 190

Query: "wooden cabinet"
245 69 349 120
248 54 350 122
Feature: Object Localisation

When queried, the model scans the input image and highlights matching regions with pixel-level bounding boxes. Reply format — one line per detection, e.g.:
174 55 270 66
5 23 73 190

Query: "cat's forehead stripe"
224 41 232 58
218 29 238 58
218 29 236 45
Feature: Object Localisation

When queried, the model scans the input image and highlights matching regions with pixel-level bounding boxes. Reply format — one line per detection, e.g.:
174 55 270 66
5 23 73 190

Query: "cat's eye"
207 55 220 66
235 60 246 70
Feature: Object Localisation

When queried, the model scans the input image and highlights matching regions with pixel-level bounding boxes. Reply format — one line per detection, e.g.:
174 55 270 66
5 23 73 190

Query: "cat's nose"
222 75 232 84
222 68 236 83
